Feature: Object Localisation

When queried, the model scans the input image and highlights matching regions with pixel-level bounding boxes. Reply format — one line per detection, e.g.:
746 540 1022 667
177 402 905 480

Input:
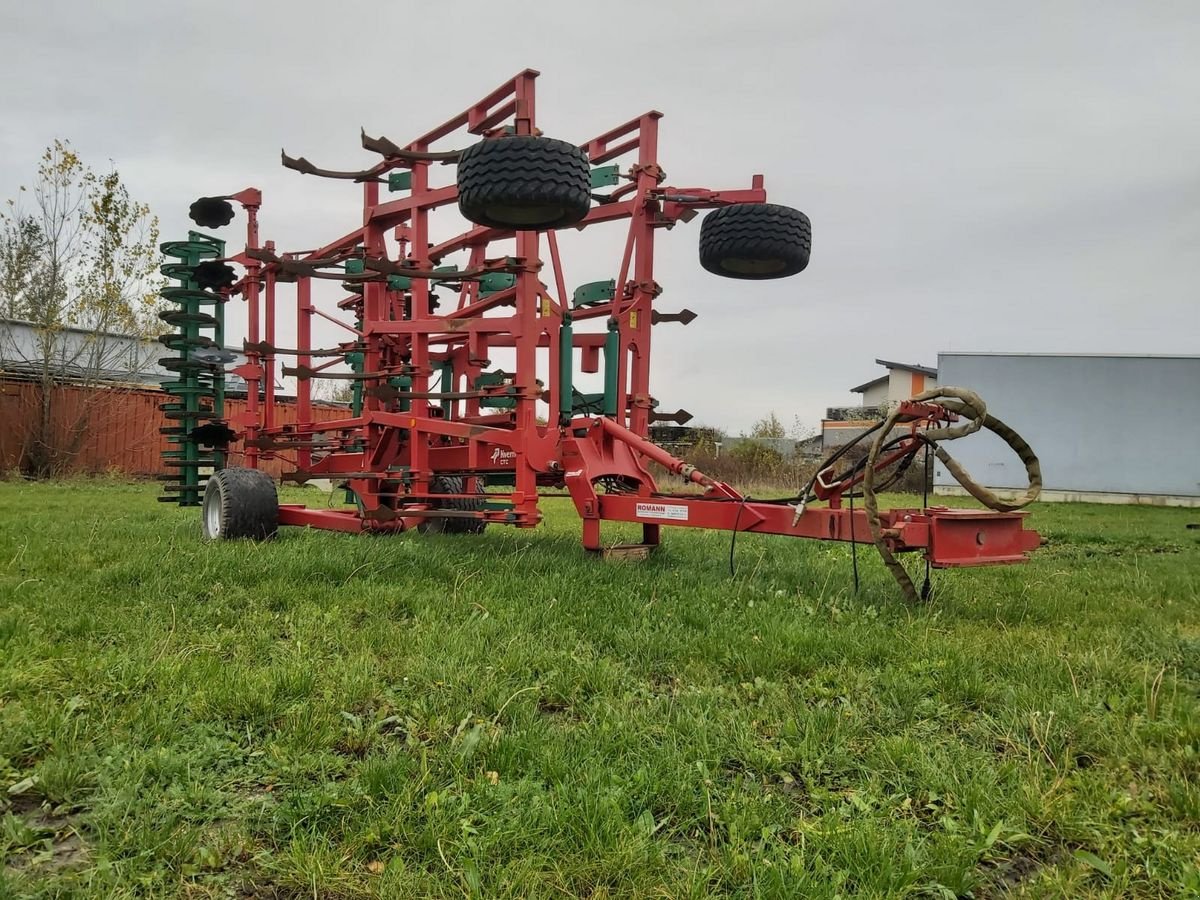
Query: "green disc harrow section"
156 232 228 506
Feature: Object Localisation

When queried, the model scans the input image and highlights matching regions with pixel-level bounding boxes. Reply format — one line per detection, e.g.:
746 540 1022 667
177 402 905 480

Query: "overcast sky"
2 1 1196 433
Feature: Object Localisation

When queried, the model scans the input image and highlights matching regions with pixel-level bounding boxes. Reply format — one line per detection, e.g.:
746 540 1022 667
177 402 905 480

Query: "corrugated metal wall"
934 353 1200 498
0 379 348 478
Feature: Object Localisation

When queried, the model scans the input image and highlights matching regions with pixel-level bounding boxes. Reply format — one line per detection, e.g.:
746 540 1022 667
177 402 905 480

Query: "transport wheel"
417 475 488 535
201 467 278 540
698 203 811 279
456 136 591 230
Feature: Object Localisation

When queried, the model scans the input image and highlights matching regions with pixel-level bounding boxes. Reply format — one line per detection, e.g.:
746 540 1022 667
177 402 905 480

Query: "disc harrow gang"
156 233 229 505
168 70 1042 597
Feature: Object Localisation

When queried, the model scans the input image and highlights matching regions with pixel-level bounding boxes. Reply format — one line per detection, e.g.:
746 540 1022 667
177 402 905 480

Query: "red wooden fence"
0 379 347 478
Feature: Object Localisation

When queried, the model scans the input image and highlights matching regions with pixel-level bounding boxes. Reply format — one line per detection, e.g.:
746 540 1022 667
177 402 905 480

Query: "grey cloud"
2 0 1196 431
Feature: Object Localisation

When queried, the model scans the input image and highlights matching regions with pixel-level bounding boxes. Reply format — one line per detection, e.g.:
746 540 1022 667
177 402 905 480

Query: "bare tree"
0 140 160 477
310 377 355 405
788 414 815 441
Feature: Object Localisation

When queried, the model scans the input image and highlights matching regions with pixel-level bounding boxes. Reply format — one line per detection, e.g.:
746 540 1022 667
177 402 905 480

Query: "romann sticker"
635 502 688 521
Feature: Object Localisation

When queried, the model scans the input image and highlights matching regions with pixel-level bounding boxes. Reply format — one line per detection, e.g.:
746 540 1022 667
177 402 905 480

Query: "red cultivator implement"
164 70 1042 599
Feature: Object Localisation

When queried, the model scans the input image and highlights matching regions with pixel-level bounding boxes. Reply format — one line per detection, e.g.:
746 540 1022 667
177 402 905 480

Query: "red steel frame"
214 70 1039 569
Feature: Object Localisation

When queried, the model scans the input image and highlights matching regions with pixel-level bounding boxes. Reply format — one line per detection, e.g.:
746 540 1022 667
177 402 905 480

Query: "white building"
822 359 939 450
849 358 939 408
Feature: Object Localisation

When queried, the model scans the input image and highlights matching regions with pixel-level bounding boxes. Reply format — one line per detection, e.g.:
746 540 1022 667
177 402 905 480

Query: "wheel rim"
485 203 567 227
720 256 789 275
202 487 222 538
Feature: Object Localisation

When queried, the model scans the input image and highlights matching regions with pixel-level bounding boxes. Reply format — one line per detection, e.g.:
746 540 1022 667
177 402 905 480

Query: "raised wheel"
456 136 591 230
417 475 488 535
201 467 278 540
698 203 811 279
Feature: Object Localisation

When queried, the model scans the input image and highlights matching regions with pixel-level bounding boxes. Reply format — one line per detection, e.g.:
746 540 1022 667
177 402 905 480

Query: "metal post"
243 204 261 469
263 240 276 434
296 275 312 471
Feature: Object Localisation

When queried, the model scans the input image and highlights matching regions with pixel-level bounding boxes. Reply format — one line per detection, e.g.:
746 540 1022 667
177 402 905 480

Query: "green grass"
0 479 1197 898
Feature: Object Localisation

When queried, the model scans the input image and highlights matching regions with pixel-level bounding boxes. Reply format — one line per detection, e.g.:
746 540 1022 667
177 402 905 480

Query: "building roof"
874 358 938 378
850 359 938 394
849 374 887 394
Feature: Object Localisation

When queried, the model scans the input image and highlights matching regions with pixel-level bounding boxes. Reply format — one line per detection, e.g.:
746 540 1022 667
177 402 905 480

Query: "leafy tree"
0 140 161 477
748 411 786 439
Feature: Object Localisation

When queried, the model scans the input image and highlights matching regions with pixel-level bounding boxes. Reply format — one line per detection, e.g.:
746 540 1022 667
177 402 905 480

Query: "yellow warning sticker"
629 310 639 328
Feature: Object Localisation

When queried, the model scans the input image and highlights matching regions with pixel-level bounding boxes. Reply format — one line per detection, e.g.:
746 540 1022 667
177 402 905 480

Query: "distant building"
0 317 164 387
822 359 939 450
849 358 939 408
934 353 1200 506
647 423 724 455
0 317 268 395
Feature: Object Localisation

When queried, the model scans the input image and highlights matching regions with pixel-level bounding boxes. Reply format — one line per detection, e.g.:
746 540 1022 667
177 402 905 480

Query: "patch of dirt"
647 674 683 699
535 695 583 724
332 737 373 759
537 696 572 715
976 845 1069 898
231 879 307 900
2 800 90 878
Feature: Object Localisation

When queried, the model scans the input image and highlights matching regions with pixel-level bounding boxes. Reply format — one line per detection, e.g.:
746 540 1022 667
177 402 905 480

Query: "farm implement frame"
158 69 1042 599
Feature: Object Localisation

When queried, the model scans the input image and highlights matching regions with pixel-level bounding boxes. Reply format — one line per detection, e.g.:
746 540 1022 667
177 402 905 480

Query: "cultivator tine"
366 385 497 403
650 309 697 326
648 409 694 425
360 130 405 158
244 247 350 268
243 340 352 357
247 244 532 284
243 436 334 451
280 150 387 183
281 364 320 380
282 364 414 381
361 255 465 280
362 255 536 281
360 129 464 163
288 260 380 281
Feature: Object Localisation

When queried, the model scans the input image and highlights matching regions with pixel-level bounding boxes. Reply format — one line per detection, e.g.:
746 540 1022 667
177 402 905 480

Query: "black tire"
201 467 278 540
417 475 487 535
698 203 811 279
457 136 591 231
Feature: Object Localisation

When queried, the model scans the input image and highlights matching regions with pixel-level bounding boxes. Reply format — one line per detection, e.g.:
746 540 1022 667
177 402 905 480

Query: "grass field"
1 479 1197 898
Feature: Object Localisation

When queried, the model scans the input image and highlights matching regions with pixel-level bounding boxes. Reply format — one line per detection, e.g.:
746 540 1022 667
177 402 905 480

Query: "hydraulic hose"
862 387 1042 601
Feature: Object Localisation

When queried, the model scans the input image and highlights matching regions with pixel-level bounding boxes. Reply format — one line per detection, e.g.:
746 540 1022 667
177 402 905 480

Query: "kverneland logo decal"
490 448 517 465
